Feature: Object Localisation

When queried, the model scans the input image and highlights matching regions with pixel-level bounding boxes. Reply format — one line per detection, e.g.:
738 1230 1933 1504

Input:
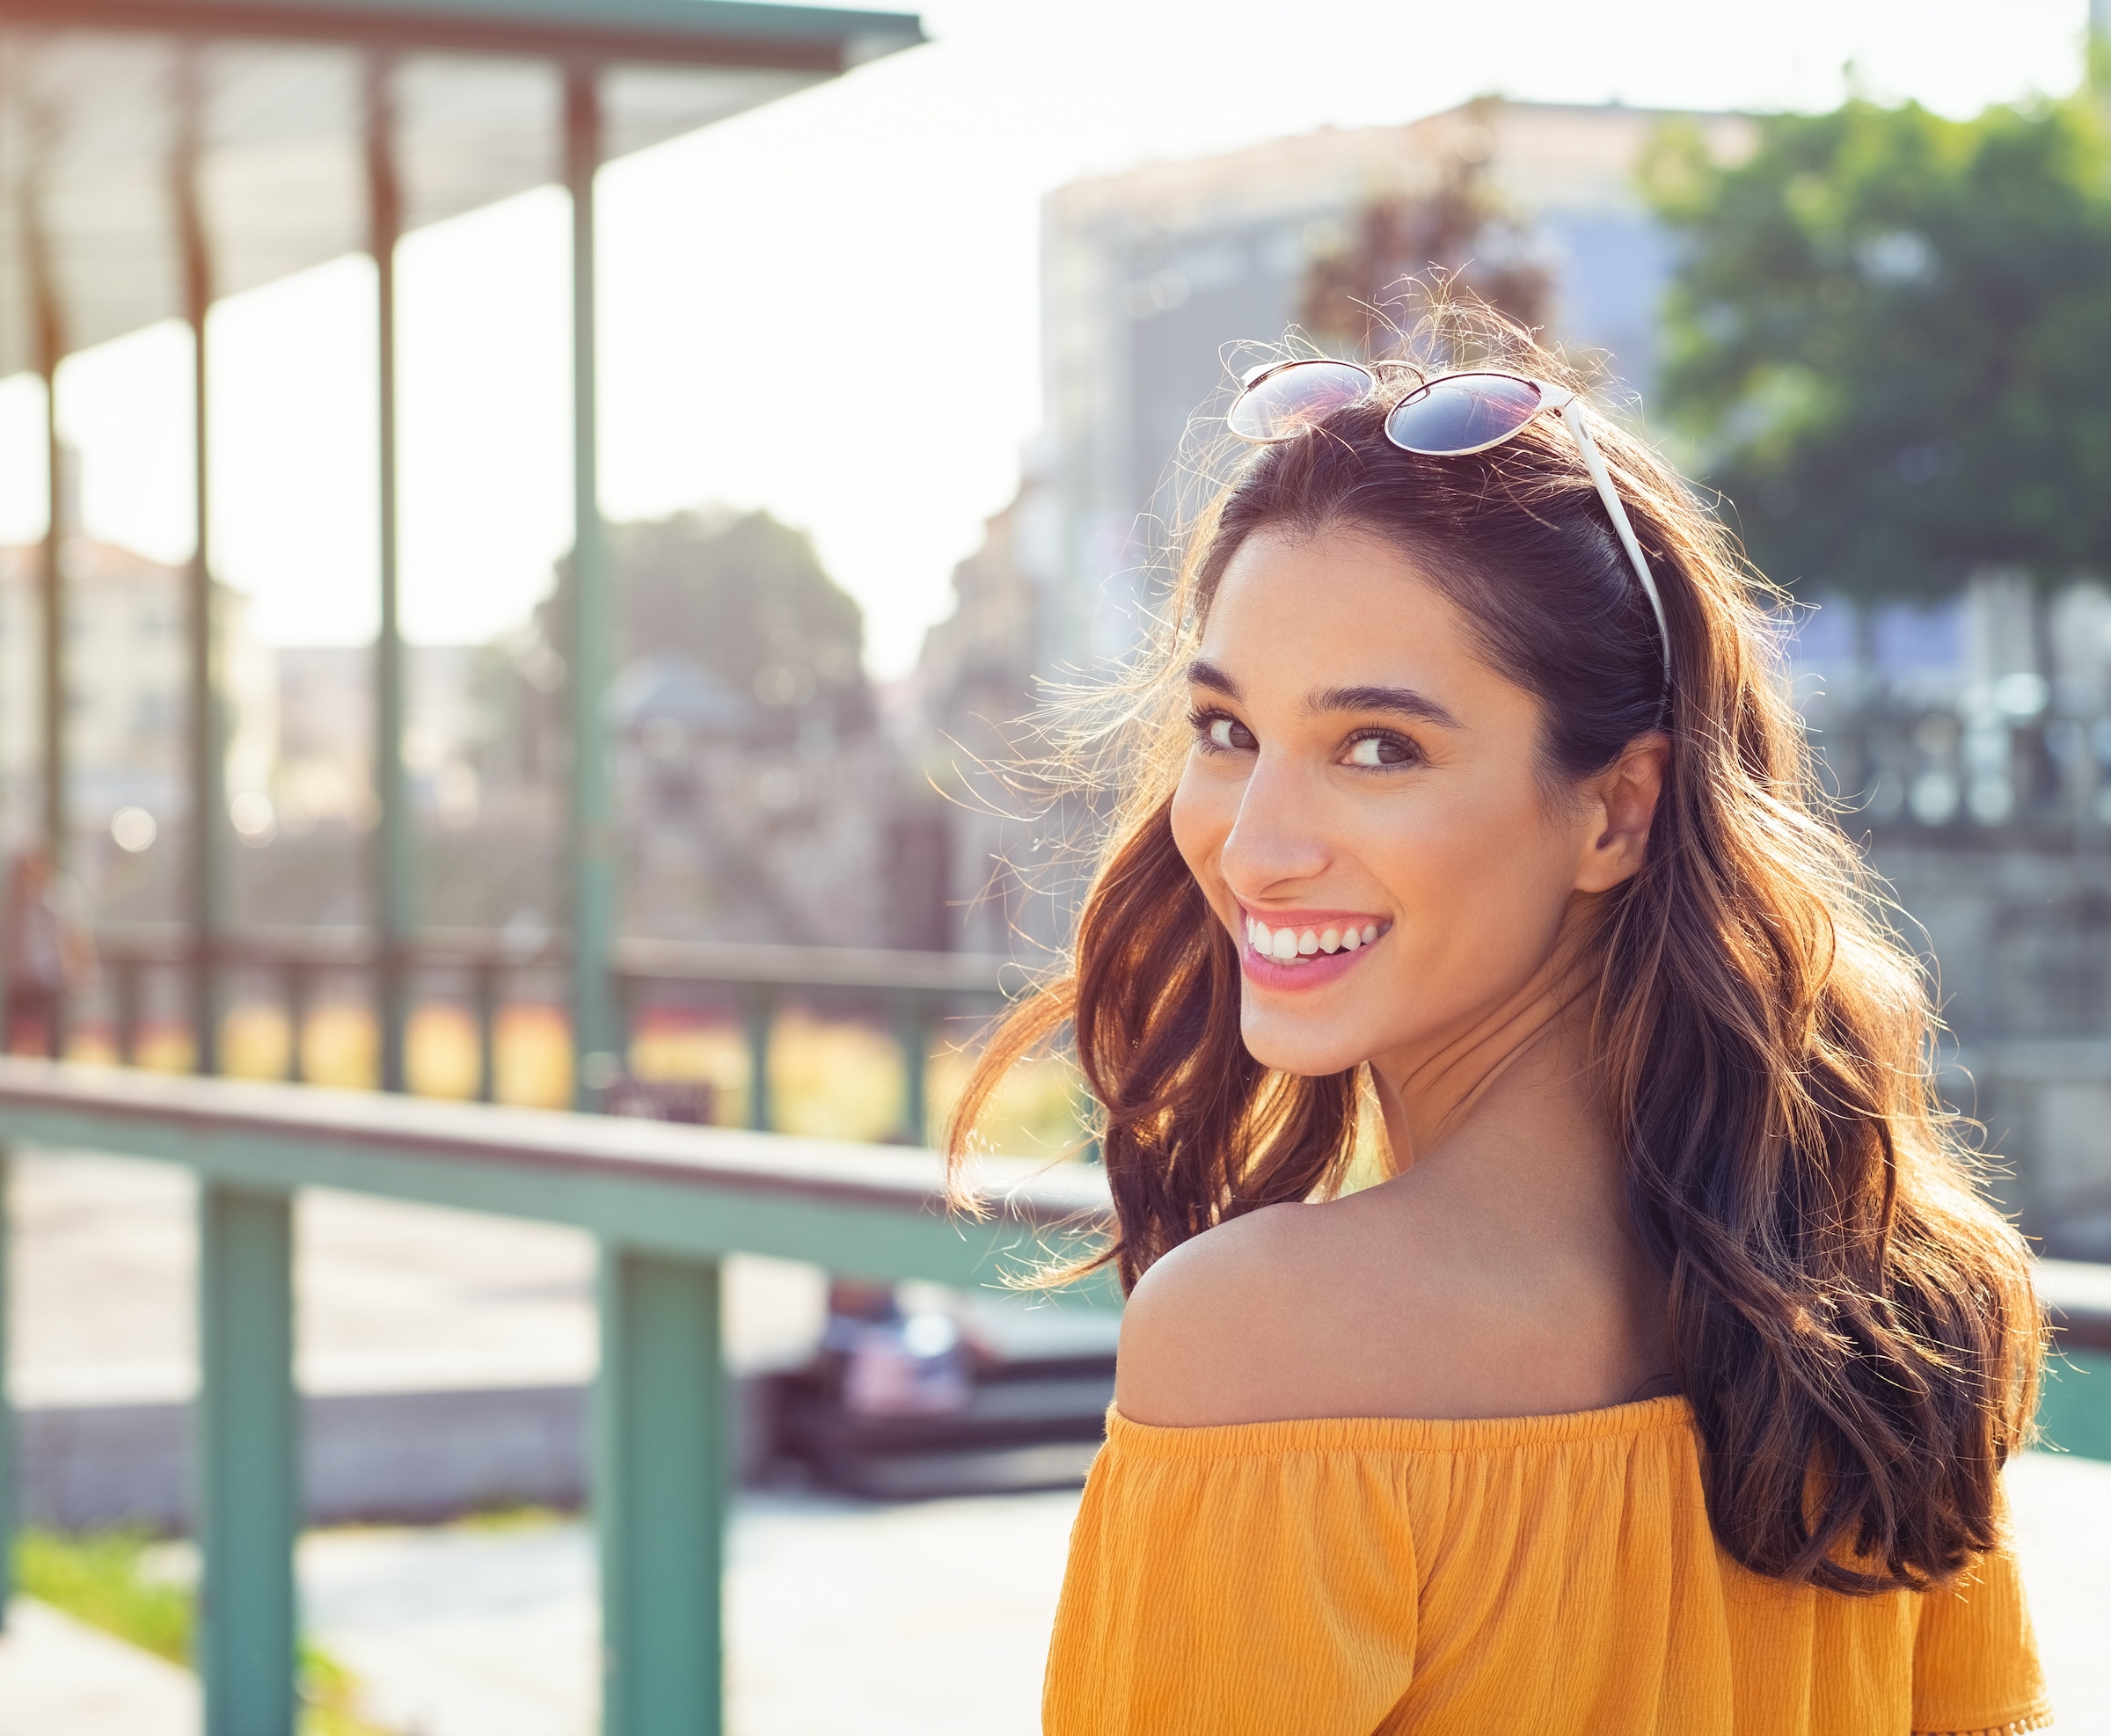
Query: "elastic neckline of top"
1103 1393 1693 1457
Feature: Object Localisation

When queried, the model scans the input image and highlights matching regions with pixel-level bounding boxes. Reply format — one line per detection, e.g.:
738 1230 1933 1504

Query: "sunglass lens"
1229 360 1376 442
1384 373 1544 455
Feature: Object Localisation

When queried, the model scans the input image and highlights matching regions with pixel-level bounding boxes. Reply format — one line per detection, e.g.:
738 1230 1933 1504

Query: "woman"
949 318 2048 1735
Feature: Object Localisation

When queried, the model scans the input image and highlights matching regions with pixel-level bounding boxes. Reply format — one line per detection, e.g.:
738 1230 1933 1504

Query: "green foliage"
15 1528 391 1735
17 1527 190 1664
615 511 866 723
1645 92 2111 597
476 507 872 786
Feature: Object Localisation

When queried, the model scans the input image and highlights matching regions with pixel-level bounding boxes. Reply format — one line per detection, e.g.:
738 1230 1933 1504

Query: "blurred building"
1037 98 1753 672
0 536 275 859
909 457 1074 957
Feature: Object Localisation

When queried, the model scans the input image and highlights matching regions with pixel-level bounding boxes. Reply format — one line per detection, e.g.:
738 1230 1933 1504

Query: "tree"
1300 98 1553 356
475 508 872 783
1645 91 2111 599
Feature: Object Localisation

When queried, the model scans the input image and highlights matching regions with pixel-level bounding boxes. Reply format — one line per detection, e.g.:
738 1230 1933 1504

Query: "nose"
1219 753 1332 900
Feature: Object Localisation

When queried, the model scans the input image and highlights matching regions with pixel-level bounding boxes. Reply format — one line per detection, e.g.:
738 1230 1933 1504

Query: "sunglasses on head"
1228 358 1673 692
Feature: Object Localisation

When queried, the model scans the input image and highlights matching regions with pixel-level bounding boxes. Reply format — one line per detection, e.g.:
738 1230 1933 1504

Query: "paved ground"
0 1599 198 1736
302 1487 1081 1736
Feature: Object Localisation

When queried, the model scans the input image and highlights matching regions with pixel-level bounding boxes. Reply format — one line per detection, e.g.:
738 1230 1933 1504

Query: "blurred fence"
77 924 1023 1146
1795 624 2111 1256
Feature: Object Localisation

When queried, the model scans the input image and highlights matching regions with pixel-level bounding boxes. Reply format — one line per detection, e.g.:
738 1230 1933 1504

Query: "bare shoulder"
1112 1173 1662 1426
1114 1194 1399 1427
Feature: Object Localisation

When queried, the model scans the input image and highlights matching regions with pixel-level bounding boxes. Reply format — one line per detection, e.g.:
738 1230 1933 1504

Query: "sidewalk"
0 1600 197 1736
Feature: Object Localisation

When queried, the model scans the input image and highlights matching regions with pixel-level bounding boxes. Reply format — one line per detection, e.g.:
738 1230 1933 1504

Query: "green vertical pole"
596 1244 726 1736
743 988 773 1132
115 958 140 1065
369 55 413 1096
564 65 619 1110
283 965 308 1084
474 961 499 1104
196 1183 298 1736
178 56 226 1076
0 1147 15 1631
898 990 930 1145
30 189 69 1054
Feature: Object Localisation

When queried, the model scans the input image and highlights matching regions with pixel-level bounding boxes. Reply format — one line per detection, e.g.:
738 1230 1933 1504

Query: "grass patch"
15 1528 391 1735
17 1528 189 1664
456 1502 570 1532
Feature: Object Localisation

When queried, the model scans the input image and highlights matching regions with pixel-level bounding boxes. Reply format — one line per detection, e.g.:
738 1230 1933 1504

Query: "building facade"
1038 98 1753 674
0 538 276 873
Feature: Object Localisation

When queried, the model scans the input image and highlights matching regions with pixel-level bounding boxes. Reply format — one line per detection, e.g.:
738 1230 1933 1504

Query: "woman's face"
1169 522 1655 1083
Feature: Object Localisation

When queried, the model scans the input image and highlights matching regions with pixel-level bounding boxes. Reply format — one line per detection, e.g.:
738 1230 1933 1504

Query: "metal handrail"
0 1056 1111 1734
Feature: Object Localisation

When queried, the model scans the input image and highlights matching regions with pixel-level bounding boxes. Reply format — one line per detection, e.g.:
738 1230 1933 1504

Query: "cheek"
1371 782 1578 959
1168 764 1232 884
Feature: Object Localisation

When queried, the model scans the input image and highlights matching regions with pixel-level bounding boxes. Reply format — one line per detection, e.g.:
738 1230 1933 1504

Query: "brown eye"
1206 716 1256 751
1346 733 1417 768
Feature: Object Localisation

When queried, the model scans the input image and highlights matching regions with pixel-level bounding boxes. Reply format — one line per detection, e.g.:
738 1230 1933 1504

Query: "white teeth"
1245 915 1378 962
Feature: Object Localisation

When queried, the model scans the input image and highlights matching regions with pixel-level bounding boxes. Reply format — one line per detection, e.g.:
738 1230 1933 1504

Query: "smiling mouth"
1242 913 1388 965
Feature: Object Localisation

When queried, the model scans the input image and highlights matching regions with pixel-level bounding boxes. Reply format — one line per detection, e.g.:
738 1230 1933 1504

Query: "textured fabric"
1044 1397 2049 1736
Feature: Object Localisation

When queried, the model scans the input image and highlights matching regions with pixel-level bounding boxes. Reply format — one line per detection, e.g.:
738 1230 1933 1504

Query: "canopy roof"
0 0 922 373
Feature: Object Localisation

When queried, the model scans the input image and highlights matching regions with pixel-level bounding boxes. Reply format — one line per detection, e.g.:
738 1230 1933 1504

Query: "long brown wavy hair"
947 310 2042 1594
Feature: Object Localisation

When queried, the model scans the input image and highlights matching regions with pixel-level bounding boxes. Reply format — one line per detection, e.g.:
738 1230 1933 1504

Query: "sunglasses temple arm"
1562 400 1673 692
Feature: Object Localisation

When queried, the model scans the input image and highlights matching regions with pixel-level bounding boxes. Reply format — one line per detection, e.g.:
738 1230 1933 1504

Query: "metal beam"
565 66 620 1109
18 142 72 1054
596 1246 726 1736
744 988 773 1131
176 53 226 1076
368 55 412 1095
195 1182 299 1736
32 234 63 879
0 0 917 73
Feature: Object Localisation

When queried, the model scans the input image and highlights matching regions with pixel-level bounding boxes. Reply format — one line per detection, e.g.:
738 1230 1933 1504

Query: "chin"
1238 1007 1371 1079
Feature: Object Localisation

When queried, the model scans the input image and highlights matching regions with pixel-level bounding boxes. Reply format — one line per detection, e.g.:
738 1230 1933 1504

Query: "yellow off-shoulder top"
1044 1397 2049 1736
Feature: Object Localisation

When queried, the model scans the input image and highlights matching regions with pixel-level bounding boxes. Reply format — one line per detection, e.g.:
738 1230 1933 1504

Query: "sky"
0 0 2094 677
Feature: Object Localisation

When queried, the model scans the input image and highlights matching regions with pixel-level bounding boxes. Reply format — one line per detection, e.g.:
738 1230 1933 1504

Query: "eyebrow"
1187 660 1460 729
1308 684 1462 730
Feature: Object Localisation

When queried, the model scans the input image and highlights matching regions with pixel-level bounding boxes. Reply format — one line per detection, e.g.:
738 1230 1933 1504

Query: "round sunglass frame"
1228 358 1673 692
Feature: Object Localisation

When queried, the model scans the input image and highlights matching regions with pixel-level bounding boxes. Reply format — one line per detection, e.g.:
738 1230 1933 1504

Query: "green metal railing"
0 1055 1109 1735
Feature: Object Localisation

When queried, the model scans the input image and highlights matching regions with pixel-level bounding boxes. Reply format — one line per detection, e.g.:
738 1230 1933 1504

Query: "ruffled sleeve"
1910 1538 2051 1736
1042 1413 1421 1736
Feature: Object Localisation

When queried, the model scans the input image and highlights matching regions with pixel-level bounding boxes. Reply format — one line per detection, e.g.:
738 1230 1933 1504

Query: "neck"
1367 937 1608 1177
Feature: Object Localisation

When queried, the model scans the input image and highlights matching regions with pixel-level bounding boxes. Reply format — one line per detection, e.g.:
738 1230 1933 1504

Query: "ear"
1574 733 1669 894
